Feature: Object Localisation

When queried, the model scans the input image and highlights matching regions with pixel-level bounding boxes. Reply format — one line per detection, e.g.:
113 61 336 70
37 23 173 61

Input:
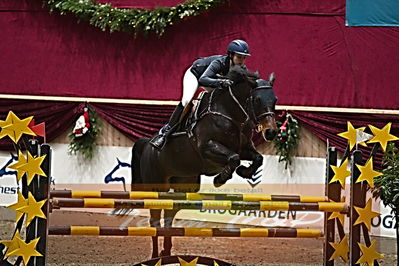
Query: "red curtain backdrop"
2 0 399 109
1 1 399 169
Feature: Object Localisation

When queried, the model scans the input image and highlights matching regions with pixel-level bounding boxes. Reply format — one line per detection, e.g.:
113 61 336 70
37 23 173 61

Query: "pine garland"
43 0 228 36
68 106 101 160
273 113 301 169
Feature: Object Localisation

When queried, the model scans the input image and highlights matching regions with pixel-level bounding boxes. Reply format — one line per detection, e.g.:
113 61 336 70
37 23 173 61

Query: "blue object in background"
346 0 399 26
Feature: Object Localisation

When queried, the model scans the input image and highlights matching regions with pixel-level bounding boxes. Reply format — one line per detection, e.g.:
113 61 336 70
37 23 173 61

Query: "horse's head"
225 67 278 141
249 73 278 141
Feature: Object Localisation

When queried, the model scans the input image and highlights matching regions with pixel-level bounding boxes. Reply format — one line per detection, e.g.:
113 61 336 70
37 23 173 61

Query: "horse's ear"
269 72 275 86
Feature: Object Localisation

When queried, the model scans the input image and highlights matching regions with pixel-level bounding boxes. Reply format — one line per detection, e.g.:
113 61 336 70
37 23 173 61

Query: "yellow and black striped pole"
50 190 328 202
48 226 323 238
51 198 348 212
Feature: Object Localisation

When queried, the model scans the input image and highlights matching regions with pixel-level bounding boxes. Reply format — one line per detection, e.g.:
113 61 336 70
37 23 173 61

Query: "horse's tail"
131 137 149 191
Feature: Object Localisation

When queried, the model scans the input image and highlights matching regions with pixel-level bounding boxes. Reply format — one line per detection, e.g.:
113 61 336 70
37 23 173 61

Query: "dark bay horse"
131 66 278 258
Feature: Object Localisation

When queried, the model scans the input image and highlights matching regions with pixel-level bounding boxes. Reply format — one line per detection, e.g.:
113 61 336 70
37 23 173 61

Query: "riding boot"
150 103 184 149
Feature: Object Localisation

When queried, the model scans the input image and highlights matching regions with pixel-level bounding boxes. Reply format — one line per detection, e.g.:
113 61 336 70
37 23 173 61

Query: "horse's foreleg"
201 140 240 187
150 209 161 258
236 145 263 179
160 209 178 257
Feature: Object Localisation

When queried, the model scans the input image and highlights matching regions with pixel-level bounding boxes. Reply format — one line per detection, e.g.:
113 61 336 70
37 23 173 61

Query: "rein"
198 86 251 131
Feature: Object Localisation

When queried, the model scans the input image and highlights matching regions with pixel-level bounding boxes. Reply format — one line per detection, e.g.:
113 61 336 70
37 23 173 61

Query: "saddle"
173 90 209 136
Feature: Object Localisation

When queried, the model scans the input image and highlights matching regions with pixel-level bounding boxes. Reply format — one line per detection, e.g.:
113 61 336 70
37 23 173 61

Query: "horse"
131 66 278 258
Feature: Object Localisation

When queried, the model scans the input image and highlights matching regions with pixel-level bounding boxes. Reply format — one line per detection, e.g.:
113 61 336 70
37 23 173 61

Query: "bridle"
198 83 275 132
246 87 276 132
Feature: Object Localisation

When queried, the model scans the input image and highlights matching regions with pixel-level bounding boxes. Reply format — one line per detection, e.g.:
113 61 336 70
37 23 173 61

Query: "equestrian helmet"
227 40 251 56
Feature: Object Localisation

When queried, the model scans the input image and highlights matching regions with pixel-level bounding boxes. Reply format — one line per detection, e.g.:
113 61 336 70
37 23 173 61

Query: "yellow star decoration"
329 234 349 262
20 192 47 226
0 230 42 264
328 211 345 226
356 240 384 265
7 236 42 265
213 261 220 266
0 111 35 143
7 191 28 223
8 150 47 185
178 257 198 266
338 122 367 150
354 198 380 231
141 259 161 266
0 230 23 259
6 191 46 226
330 158 350 189
8 151 28 182
356 159 382 188
368 122 399 152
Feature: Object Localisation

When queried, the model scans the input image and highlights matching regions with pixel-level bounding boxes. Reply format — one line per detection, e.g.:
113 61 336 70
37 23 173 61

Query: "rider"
150 39 251 149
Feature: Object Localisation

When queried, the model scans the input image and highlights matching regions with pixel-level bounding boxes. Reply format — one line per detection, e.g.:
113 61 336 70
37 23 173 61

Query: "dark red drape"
2 0 399 109
0 100 82 150
291 111 399 167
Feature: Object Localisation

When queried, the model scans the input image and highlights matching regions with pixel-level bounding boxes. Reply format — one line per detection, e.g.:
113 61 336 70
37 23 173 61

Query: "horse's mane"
227 66 259 87
228 66 258 80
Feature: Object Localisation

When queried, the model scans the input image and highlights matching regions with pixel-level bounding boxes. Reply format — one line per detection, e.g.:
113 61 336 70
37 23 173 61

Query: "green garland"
68 106 101 160
44 0 228 36
374 142 399 223
273 113 301 169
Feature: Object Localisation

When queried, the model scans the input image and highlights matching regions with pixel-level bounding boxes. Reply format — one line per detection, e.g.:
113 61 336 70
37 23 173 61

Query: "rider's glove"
220 79 233 88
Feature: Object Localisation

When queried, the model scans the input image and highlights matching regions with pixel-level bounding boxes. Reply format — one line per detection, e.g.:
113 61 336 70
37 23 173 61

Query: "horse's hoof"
236 166 253 179
213 175 228 187
159 249 171 257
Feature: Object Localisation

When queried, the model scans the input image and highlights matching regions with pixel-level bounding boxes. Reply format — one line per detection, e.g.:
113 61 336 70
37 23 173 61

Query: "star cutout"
329 234 349 262
356 240 384 265
178 257 198 266
8 151 47 185
7 191 28 223
19 192 47 226
0 230 23 259
354 198 380 231
338 122 367 150
0 111 35 143
7 236 42 265
330 158 350 188
328 211 345 226
368 123 399 152
18 151 47 185
356 159 382 188
141 259 161 266
8 151 28 182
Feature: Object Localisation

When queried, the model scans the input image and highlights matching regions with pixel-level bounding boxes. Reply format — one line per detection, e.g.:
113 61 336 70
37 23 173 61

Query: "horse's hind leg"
201 140 240 187
160 209 178 257
150 209 161 258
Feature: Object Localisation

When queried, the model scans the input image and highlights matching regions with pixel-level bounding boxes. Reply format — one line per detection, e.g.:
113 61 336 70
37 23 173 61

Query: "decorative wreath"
68 105 101 160
273 112 301 169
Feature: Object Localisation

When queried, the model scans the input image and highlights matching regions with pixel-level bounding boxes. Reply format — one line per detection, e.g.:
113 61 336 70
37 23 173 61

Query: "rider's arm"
198 60 225 88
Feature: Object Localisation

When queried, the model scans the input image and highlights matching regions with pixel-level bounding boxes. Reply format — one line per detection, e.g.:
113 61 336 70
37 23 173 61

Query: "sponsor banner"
0 153 21 206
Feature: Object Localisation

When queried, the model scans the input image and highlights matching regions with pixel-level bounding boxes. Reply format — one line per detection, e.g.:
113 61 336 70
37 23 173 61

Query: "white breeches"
181 67 199 107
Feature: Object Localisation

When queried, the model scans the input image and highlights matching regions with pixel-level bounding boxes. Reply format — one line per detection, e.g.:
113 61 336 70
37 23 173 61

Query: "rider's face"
232 54 247 66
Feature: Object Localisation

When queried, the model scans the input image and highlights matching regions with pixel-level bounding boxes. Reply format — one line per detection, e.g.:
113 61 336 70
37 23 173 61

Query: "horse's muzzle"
262 128 278 141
